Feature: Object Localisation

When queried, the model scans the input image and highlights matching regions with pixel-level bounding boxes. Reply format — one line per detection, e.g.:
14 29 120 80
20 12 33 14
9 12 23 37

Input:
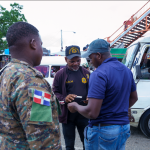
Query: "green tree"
0 2 27 53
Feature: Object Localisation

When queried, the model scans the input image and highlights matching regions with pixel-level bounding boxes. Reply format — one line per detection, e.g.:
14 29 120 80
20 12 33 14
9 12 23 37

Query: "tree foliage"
0 3 27 53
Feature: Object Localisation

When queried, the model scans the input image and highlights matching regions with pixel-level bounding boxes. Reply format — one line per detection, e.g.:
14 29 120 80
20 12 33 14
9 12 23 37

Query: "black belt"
93 124 114 127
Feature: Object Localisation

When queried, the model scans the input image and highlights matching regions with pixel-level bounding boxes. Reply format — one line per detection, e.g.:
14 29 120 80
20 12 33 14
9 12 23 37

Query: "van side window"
140 47 150 79
51 66 65 78
34 65 49 78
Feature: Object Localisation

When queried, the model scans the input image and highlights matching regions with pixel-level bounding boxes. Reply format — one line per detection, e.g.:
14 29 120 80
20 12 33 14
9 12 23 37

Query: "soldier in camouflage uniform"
0 22 62 150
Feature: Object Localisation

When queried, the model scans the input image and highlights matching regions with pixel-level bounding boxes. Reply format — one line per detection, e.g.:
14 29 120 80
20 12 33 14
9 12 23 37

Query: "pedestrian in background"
82 63 90 71
0 22 61 150
83 47 87 51
68 39 138 150
53 45 90 150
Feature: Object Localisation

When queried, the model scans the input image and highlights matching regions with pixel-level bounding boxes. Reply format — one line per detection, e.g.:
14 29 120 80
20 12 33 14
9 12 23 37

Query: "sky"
1 1 150 53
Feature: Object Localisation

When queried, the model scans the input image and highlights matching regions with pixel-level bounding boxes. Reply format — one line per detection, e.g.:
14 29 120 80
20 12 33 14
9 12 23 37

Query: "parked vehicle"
122 36 150 138
35 56 88 86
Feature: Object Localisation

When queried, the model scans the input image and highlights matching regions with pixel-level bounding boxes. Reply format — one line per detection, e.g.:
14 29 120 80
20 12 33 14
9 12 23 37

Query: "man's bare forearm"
68 102 98 119
129 91 138 108
70 102 94 119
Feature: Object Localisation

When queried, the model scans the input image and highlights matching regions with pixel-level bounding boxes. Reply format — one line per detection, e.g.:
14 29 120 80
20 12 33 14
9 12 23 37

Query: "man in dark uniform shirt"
53 45 90 150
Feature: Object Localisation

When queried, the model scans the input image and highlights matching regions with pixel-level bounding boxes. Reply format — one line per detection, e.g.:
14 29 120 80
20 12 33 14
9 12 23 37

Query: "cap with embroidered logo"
65 45 81 59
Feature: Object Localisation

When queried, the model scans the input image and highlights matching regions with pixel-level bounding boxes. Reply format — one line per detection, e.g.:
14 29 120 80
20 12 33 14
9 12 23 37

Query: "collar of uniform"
103 57 118 64
11 58 44 78
30 66 44 78
66 65 73 72
11 58 29 66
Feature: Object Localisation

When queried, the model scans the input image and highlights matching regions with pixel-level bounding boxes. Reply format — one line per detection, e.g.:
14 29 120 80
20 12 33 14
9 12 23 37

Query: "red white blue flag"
33 89 51 106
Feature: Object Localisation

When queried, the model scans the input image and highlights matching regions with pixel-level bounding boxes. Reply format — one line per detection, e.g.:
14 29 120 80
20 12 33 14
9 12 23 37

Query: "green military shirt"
0 59 62 150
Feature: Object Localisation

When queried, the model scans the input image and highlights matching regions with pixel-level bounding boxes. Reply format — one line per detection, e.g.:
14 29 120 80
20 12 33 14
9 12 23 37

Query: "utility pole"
61 29 63 51
60 30 76 51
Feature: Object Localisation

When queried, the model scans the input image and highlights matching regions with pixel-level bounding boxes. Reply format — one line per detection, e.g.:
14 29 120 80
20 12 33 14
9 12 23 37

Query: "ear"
30 39 36 50
97 52 102 60
65 57 68 63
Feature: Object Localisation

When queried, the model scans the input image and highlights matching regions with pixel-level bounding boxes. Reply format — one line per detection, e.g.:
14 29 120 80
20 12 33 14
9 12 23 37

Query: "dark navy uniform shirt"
66 68 88 120
66 68 88 105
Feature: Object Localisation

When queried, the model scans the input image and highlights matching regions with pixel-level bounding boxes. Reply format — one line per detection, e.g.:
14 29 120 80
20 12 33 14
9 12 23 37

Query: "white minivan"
122 36 150 138
35 56 88 86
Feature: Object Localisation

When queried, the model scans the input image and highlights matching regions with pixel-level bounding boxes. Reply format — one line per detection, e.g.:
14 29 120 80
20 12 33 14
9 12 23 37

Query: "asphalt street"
60 125 150 150
0 125 149 149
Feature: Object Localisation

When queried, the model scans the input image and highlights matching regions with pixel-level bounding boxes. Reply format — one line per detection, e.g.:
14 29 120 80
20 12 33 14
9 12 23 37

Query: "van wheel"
140 109 150 138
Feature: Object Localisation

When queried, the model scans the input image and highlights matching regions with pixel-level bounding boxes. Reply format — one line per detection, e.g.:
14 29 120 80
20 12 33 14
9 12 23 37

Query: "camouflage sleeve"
12 75 62 150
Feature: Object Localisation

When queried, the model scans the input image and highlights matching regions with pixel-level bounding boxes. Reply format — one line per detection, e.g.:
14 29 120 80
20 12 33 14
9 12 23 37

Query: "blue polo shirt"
88 57 136 126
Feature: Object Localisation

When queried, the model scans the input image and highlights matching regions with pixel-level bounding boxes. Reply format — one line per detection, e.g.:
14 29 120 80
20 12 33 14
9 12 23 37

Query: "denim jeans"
84 124 130 150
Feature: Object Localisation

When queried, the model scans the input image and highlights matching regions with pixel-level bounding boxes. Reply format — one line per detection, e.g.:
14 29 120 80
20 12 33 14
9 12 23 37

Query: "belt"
93 124 114 127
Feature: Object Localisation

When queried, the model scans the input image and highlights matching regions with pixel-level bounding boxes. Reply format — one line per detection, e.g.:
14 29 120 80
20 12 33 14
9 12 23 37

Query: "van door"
132 45 150 138
133 45 150 109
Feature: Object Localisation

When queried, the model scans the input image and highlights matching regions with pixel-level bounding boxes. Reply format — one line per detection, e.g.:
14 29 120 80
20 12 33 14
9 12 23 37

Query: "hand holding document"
60 95 83 105
65 94 77 103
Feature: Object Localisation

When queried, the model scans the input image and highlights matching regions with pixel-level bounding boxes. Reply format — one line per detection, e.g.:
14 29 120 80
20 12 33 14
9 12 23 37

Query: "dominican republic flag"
33 89 51 106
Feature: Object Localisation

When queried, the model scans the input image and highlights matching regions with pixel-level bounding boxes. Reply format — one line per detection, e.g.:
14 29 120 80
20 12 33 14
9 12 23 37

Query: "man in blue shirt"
68 39 138 150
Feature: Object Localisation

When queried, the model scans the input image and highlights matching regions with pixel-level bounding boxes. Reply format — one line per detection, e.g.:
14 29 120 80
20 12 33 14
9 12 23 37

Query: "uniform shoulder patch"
28 88 51 106
28 88 53 122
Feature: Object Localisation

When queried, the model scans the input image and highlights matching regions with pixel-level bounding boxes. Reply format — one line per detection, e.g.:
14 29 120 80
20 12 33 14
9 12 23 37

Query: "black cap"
65 45 81 59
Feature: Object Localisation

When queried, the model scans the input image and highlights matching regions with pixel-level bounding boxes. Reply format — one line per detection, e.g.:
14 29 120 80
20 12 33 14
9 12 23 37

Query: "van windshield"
122 43 139 69
34 65 49 78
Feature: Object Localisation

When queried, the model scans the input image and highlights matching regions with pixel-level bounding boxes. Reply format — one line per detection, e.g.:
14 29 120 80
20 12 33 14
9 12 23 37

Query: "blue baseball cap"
81 39 110 58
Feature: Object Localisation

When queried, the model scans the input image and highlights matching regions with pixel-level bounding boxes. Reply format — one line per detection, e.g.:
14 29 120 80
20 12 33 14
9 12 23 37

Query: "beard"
72 68 79 71
68 66 79 71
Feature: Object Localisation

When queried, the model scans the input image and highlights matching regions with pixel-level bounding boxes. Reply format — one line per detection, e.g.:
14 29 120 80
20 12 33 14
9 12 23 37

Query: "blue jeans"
84 124 130 150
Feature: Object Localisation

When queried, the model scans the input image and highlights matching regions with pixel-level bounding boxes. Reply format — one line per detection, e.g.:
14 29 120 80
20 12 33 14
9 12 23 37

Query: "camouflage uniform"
0 59 62 150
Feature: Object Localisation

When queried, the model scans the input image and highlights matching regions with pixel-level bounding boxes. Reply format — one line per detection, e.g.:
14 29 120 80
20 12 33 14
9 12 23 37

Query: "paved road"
0 125 149 149
60 125 150 150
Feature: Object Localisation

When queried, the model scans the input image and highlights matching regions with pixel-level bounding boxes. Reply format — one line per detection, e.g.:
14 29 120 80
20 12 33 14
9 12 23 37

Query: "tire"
140 109 150 138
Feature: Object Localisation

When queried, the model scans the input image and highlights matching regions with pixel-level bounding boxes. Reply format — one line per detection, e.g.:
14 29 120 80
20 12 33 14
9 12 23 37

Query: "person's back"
88 58 134 126
0 60 60 149
0 22 61 150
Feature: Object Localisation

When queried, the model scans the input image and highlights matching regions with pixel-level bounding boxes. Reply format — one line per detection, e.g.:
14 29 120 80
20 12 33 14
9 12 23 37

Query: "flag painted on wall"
33 89 51 106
